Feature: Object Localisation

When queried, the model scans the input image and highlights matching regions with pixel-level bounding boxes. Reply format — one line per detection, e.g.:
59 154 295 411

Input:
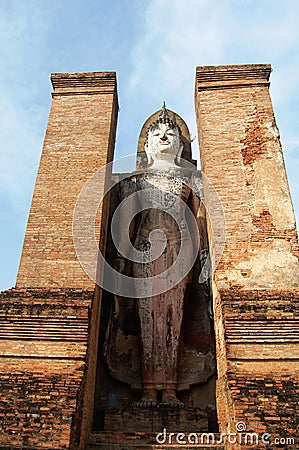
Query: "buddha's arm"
189 180 212 292
113 177 138 273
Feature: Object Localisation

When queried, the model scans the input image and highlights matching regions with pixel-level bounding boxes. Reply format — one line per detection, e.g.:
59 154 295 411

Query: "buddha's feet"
135 390 157 408
160 390 185 408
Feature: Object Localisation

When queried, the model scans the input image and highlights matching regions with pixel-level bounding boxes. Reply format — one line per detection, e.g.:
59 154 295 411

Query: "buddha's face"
146 123 182 159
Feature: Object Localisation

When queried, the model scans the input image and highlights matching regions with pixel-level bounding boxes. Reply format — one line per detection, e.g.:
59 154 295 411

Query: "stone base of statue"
93 405 219 433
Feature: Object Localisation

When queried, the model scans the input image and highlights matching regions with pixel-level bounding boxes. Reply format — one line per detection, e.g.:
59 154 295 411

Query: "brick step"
0 316 88 340
86 432 224 449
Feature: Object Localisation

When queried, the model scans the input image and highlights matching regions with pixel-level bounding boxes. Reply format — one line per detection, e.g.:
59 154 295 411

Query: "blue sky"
0 0 298 291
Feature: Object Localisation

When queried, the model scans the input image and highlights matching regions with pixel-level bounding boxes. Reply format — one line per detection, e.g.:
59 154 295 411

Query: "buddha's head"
145 103 183 164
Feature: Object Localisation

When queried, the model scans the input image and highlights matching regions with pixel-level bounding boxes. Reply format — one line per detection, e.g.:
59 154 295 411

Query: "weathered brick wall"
195 65 299 449
218 289 298 449
17 71 118 289
0 288 92 449
0 72 118 449
195 64 299 291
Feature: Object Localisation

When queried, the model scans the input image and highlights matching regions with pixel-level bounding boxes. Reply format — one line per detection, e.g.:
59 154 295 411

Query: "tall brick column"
195 65 299 447
17 71 118 289
0 73 118 449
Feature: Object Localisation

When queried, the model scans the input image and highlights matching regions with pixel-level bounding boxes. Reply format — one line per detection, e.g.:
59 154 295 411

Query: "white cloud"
0 1 52 209
0 1 52 289
0 91 43 207
125 0 299 220
119 0 231 163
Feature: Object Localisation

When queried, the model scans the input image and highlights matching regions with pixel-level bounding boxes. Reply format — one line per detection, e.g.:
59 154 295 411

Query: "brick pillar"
195 65 299 447
0 73 118 450
17 71 118 289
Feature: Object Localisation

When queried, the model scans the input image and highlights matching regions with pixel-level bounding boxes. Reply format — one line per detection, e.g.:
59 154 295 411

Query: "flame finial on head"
160 101 168 121
148 102 181 135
